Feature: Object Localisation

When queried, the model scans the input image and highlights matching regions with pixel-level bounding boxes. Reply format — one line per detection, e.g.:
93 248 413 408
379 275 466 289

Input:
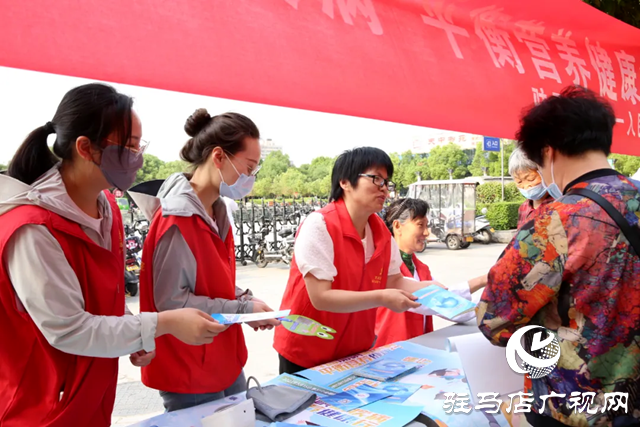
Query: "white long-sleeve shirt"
1 165 157 358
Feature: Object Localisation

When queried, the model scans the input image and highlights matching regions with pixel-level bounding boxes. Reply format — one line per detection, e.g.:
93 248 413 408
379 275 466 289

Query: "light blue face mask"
519 183 547 201
218 154 256 200
539 159 563 200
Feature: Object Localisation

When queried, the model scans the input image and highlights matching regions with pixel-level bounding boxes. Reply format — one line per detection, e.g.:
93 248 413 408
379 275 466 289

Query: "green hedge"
477 202 522 230
477 182 524 204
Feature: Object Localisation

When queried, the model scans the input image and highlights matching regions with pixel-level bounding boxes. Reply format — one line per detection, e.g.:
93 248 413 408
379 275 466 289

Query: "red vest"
273 199 391 369
374 254 434 348
0 193 124 427
140 211 247 394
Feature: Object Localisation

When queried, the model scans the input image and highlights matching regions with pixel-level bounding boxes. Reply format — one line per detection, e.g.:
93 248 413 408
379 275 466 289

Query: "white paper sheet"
447 332 524 404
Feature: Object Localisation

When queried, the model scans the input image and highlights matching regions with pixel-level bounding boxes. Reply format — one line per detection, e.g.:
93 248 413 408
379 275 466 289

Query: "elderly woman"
509 146 553 227
374 198 487 347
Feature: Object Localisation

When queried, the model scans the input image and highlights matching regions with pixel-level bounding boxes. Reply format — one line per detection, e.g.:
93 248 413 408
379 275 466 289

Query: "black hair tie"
43 121 55 134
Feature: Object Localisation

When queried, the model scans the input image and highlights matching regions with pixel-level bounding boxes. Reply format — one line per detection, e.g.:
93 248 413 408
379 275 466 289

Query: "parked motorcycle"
471 208 494 244
124 268 139 297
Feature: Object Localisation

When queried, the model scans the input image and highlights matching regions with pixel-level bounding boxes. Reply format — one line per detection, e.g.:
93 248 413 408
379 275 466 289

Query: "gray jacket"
0 165 156 358
129 173 255 315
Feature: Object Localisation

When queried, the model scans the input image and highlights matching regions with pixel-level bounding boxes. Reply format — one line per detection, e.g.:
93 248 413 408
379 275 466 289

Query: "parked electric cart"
407 178 483 250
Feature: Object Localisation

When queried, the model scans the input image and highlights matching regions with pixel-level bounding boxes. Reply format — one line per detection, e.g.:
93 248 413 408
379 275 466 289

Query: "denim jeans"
159 370 247 412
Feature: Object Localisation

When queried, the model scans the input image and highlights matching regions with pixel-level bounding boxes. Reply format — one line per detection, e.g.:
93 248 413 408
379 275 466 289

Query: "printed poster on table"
291 341 511 427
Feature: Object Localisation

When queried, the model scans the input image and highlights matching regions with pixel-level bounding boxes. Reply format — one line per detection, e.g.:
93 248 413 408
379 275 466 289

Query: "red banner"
1 1 639 154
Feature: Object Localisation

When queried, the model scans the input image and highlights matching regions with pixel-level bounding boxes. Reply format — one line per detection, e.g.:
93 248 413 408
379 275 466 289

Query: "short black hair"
516 85 615 165
384 198 430 235
330 147 394 201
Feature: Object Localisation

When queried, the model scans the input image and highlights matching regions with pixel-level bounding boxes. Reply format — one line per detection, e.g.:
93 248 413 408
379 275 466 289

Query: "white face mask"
539 158 563 200
218 153 255 200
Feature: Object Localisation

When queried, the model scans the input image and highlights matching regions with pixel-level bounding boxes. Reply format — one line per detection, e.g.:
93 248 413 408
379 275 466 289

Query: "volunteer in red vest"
0 84 227 427
130 109 279 412
374 198 487 347
274 147 445 374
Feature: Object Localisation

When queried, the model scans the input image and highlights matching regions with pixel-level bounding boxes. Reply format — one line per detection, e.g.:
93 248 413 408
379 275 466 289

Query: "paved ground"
111 241 507 427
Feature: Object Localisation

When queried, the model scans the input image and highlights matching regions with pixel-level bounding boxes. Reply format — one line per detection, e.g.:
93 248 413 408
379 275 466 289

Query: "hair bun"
184 108 212 137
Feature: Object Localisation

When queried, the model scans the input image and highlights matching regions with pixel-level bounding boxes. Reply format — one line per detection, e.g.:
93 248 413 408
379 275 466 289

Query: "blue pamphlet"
377 382 422 404
413 285 476 319
211 309 290 325
355 359 423 381
320 384 392 412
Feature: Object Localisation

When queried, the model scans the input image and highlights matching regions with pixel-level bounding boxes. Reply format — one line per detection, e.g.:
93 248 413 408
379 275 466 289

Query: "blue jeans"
159 371 247 412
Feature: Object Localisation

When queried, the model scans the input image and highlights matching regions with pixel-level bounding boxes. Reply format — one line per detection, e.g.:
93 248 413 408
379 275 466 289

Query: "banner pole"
501 139 505 201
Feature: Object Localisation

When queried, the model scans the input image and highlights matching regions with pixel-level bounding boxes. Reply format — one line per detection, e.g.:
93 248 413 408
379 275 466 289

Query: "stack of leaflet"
354 359 423 382
320 384 392 411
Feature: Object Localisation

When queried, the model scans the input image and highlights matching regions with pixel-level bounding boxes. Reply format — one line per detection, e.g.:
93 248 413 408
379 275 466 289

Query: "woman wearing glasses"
130 109 278 412
0 84 226 426
274 147 445 374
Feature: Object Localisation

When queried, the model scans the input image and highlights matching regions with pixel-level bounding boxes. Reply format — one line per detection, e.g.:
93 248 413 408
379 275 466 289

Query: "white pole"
501 139 505 201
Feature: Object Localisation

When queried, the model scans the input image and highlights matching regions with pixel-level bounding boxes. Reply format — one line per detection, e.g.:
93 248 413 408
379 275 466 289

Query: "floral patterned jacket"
477 169 640 427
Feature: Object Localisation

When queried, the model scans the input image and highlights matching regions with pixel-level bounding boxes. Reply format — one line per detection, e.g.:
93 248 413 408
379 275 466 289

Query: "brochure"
377 382 421 404
355 359 423 381
413 285 476 319
211 309 291 325
320 384 392 412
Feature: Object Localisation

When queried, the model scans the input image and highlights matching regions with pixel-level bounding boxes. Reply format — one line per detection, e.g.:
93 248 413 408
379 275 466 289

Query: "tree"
252 179 275 198
157 160 188 179
306 175 332 197
389 151 431 191
304 156 334 182
469 142 490 177
427 143 469 180
135 154 165 184
582 0 640 29
0 163 6 171
610 154 640 176
257 151 292 182
276 169 306 197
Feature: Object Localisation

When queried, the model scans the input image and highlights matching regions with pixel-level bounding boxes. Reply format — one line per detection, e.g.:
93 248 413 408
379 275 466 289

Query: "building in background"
260 138 283 160
412 132 484 154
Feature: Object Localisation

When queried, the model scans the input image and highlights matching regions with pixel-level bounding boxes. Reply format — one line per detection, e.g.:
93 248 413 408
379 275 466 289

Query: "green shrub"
477 182 525 204
483 202 522 230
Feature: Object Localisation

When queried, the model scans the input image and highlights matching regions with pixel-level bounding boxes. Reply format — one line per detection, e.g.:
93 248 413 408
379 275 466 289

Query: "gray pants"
159 371 247 412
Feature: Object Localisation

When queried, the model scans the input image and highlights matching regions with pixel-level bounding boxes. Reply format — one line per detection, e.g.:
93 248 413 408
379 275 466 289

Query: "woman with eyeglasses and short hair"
274 147 446 374
129 109 278 412
0 84 226 426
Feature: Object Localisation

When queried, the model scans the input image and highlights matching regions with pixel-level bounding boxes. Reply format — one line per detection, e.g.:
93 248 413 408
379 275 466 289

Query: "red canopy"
1 0 639 154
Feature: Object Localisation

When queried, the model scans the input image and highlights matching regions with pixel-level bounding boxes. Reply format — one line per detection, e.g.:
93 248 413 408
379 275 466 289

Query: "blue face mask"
519 184 547 201
539 159 563 200
218 154 255 200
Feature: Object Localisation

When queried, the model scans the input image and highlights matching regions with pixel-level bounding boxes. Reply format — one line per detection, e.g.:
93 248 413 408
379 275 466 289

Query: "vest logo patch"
372 267 383 285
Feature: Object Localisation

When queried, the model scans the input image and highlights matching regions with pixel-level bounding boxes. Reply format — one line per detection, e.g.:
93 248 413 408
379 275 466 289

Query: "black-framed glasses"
359 174 395 191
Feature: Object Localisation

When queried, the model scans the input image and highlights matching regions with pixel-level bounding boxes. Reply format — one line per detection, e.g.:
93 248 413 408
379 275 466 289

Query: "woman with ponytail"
129 109 277 412
0 84 227 427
